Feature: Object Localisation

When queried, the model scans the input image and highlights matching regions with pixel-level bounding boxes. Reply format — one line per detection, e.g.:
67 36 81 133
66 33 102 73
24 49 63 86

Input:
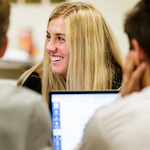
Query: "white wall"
7 0 139 60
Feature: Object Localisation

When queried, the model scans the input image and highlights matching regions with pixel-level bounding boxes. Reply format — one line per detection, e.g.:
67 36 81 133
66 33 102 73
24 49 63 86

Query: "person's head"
46 16 69 79
0 0 10 58
43 2 123 94
124 0 150 63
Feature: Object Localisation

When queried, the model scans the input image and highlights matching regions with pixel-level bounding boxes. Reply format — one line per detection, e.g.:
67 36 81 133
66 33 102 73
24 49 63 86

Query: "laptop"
49 90 119 150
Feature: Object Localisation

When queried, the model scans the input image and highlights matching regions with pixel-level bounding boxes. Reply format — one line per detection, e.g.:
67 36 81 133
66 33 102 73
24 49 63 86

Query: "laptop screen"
49 90 119 150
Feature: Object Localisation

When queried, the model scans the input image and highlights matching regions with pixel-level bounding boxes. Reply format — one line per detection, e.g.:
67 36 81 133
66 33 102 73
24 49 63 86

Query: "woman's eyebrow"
46 31 50 35
46 31 65 36
55 33 66 36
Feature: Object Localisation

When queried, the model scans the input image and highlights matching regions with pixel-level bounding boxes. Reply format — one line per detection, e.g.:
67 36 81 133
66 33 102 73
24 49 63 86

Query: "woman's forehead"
48 17 66 34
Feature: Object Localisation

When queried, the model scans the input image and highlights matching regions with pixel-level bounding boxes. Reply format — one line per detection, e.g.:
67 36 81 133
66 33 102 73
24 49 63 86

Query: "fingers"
123 51 137 79
122 62 146 96
121 51 146 97
130 62 146 85
122 51 137 92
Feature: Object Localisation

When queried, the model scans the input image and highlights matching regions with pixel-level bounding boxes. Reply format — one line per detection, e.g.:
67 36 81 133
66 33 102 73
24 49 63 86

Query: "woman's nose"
46 39 56 53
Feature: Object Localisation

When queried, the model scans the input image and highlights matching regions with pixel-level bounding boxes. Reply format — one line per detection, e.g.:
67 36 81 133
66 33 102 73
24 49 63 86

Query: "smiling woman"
17 2 124 105
46 17 69 79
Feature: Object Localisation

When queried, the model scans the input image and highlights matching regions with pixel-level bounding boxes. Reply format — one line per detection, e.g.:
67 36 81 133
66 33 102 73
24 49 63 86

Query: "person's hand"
121 50 146 97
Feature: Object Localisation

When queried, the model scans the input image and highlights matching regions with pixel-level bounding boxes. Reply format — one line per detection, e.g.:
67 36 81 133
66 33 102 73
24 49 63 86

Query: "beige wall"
7 0 139 59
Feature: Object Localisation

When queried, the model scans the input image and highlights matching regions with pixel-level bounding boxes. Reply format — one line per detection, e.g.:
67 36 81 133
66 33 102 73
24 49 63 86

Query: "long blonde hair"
18 2 124 104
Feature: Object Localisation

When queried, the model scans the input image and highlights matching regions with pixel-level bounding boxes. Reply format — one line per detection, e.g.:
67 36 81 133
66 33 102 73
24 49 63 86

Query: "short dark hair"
124 0 150 59
0 0 10 51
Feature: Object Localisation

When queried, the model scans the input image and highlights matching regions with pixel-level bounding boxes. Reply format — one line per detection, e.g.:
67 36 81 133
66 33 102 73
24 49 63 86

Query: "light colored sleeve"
115 92 122 102
26 100 54 150
75 110 108 150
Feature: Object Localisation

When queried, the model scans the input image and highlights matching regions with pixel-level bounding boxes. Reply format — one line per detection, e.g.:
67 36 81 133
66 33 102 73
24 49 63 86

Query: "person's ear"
131 39 146 65
0 36 8 58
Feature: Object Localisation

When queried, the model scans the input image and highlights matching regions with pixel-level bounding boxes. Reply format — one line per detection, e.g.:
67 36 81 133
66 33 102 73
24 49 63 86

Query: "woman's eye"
58 37 64 41
46 35 51 39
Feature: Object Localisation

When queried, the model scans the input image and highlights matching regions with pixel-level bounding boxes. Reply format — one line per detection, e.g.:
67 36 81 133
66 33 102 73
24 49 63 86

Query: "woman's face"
46 17 69 79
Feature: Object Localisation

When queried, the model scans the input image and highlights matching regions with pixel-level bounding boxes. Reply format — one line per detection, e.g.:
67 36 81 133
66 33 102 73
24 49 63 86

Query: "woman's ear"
0 36 8 58
131 39 146 65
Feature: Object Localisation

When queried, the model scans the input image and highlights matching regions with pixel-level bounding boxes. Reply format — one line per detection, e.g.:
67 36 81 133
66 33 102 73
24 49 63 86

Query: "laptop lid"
49 90 119 150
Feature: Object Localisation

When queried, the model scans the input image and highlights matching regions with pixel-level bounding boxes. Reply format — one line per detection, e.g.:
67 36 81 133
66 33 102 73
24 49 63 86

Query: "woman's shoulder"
23 72 42 94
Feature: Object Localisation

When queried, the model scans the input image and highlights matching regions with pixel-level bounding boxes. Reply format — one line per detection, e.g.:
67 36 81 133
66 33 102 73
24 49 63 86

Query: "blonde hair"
18 2 124 104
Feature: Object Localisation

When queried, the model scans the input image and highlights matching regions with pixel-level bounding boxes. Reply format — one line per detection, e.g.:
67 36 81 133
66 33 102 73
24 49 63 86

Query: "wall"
7 0 139 60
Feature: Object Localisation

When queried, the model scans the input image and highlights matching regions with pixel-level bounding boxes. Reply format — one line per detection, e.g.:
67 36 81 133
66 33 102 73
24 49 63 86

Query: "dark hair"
0 0 10 51
124 0 150 59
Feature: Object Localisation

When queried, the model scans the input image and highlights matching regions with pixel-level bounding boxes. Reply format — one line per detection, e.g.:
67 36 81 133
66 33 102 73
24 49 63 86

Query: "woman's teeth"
52 57 63 62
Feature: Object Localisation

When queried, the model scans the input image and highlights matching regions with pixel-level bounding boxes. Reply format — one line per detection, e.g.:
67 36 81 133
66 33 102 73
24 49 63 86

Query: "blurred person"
0 0 53 150
76 0 150 150
17 2 124 104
